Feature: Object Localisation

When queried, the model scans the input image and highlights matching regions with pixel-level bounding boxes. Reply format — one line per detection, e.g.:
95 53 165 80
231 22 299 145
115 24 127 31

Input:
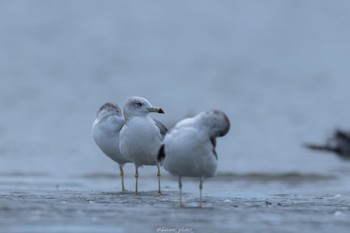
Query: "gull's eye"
135 102 143 107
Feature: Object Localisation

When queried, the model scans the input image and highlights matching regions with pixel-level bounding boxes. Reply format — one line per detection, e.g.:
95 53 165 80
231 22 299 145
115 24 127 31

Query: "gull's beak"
148 106 165 114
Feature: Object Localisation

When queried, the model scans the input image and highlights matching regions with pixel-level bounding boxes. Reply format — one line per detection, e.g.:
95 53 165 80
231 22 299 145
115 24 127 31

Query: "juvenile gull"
92 103 131 192
158 110 230 207
119 96 167 194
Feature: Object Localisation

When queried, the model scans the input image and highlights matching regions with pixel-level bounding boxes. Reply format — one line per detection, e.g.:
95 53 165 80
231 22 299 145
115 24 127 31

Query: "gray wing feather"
152 118 168 138
210 137 218 160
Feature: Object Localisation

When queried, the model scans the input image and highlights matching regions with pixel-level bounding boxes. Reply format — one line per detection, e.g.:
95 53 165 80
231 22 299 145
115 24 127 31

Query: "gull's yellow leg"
119 165 125 193
157 164 161 194
135 166 139 195
179 176 183 207
199 177 203 208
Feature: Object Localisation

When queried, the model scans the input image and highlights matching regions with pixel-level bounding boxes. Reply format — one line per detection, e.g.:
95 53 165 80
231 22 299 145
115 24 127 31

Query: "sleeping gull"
92 103 131 192
119 96 167 194
158 110 230 207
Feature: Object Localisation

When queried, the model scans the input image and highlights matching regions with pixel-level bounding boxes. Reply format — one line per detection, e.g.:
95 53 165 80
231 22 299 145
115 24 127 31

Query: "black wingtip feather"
210 137 218 160
157 144 166 163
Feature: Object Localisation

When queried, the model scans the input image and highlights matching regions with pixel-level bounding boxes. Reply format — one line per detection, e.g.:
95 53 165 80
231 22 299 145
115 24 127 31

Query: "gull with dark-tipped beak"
119 96 167 194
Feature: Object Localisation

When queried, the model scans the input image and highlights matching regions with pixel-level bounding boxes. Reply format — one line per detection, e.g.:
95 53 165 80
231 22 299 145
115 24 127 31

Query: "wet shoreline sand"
1 173 349 233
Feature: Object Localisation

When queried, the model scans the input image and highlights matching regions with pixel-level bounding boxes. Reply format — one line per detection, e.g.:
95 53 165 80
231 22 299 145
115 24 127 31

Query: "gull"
119 96 167 194
92 103 131 192
304 129 350 161
158 110 230 207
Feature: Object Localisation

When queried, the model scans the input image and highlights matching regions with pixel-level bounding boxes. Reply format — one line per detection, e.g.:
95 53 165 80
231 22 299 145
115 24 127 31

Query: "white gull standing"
92 103 131 192
119 96 167 194
158 110 230 207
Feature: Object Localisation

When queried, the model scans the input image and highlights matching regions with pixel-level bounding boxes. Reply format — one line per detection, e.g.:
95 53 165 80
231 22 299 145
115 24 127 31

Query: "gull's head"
199 110 230 137
96 102 122 120
123 96 164 120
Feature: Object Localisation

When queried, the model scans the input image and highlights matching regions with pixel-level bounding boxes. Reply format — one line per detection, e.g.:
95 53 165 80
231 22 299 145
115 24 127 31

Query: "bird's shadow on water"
91 190 276 210
92 190 176 205
99 191 172 196
173 205 216 210
92 190 221 209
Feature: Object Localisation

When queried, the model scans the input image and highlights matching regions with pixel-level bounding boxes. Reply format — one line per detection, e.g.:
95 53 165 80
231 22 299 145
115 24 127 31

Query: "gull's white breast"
120 117 162 166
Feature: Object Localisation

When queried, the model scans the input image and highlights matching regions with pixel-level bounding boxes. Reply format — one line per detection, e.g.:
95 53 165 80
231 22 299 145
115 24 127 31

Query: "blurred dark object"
304 130 350 161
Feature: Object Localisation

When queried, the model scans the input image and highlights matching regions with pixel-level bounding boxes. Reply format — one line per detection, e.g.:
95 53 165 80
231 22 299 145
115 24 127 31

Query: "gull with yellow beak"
119 96 167 194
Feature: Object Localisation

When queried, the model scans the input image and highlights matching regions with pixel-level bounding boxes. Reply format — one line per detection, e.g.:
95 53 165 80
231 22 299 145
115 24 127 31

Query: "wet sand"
1 173 349 233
